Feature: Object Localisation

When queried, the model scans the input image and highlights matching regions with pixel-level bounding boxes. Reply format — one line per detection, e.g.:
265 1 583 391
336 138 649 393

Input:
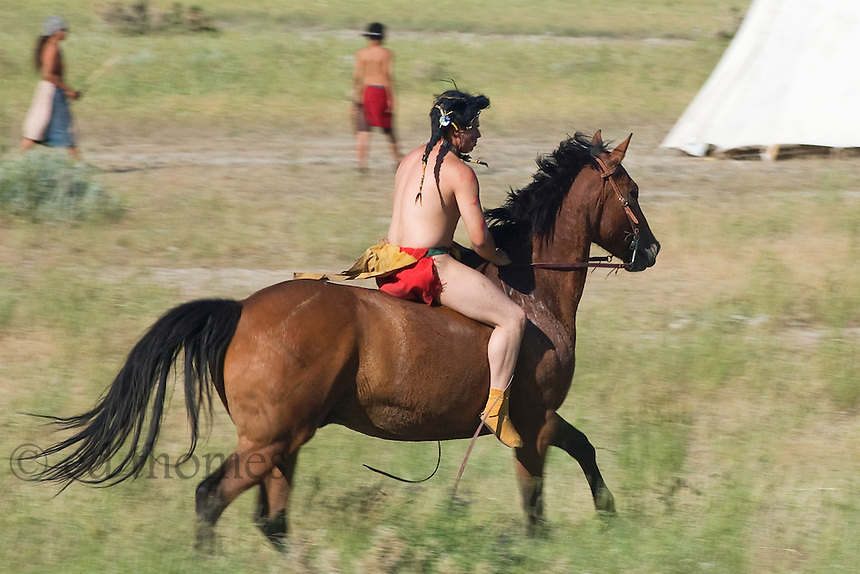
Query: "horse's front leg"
513 414 552 534
547 411 616 514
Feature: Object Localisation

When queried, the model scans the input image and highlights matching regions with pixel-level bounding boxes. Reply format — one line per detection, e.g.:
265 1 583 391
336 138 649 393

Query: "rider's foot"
481 387 523 448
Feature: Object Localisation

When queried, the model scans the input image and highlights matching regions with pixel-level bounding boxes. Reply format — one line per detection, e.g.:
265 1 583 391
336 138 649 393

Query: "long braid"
34 36 49 71
416 90 490 204
417 122 446 204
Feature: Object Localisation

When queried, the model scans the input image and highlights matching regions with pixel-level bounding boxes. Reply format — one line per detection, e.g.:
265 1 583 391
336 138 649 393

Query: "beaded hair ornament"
416 100 488 204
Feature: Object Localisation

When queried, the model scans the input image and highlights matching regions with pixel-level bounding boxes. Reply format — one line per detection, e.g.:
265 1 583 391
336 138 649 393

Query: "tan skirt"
22 81 56 141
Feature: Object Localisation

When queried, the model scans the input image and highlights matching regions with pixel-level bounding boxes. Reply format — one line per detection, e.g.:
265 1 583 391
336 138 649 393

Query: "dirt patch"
69 123 860 304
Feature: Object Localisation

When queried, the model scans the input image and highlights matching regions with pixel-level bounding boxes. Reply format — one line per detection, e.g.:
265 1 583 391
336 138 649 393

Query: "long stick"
451 378 513 499
80 55 122 94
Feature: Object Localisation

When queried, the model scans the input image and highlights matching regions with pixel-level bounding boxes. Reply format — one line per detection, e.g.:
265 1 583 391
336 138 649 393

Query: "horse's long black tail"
25 299 243 490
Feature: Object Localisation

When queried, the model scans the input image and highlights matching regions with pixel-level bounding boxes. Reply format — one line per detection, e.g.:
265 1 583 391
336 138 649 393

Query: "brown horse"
24 131 659 549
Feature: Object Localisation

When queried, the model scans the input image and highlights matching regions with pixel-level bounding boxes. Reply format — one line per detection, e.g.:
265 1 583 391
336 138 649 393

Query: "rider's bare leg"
433 254 526 446
434 254 524 388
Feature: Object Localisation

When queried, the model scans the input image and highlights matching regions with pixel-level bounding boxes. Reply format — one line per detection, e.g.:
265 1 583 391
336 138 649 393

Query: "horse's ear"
591 130 603 147
610 133 633 162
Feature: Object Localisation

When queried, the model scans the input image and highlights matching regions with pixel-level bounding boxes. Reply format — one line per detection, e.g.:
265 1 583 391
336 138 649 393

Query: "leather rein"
528 156 640 272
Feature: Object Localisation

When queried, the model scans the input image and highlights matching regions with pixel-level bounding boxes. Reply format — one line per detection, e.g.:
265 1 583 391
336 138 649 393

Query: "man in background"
352 22 400 171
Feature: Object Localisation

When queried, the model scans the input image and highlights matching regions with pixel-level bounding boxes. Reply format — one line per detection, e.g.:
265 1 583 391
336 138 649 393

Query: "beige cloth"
22 81 56 141
294 243 418 281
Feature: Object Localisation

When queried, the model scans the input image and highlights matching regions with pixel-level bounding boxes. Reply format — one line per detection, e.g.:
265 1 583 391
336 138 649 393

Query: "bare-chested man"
351 22 400 170
377 90 526 447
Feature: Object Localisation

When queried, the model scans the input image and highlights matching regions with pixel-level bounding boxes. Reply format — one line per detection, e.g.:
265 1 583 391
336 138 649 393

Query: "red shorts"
360 85 392 130
376 246 442 305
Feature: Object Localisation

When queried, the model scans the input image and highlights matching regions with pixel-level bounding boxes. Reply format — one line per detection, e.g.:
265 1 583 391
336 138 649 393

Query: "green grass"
1 0 740 138
0 151 123 222
3 177 858 573
3 1 860 573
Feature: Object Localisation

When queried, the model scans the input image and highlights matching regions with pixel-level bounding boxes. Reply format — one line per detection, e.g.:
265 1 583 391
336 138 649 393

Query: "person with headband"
21 16 80 158
351 22 400 171
348 89 526 447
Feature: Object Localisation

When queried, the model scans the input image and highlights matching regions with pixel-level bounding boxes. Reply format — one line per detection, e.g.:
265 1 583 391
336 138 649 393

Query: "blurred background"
1 1 858 572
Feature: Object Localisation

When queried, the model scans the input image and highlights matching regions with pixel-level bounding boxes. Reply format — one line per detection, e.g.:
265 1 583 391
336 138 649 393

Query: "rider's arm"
454 166 510 266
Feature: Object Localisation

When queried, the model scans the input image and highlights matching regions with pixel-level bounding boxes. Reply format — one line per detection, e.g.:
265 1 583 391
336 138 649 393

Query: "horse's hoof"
595 487 616 515
267 534 288 553
194 526 216 554
256 510 288 551
525 518 549 538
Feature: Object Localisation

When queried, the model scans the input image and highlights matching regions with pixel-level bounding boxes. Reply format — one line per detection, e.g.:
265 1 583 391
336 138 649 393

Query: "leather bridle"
528 156 640 272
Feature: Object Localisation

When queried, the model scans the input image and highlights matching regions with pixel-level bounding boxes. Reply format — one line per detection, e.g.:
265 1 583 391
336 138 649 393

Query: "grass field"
2 1 860 573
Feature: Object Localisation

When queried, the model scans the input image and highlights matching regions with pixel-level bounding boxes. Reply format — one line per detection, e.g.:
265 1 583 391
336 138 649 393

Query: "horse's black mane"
485 132 609 244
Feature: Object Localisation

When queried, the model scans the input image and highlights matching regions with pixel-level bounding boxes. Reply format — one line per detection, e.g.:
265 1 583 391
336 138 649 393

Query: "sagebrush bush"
98 1 216 35
0 152 123 223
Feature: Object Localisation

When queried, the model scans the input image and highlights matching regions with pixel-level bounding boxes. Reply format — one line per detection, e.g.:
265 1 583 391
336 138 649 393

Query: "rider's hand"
494 248 512 266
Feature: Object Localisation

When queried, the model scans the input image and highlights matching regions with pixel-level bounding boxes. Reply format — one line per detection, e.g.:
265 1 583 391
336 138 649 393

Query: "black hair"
34 35 49 71
364 22 385 40
417 89 490 203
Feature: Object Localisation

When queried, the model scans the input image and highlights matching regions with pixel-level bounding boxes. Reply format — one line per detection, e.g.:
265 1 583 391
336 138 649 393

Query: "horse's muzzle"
627 240 660 272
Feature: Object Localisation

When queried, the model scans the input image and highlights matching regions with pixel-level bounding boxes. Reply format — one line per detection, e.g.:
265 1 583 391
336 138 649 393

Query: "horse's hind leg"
194 441 284 551
547 411 616 514
254 452 298 551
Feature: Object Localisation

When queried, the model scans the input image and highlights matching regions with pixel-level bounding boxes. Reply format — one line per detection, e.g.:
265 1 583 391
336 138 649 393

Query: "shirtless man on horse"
378 90 527 447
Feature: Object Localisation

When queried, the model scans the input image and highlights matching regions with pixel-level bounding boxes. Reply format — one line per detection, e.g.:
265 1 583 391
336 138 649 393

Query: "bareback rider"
354 90 526 447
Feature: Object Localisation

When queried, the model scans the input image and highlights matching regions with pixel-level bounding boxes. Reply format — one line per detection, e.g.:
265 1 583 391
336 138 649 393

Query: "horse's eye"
629 188 639 201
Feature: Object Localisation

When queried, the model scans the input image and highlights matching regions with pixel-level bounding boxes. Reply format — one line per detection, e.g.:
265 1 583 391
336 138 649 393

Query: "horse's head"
589 131 659 272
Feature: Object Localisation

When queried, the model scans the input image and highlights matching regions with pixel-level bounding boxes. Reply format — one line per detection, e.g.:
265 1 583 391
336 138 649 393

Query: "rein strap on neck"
530 260 627 271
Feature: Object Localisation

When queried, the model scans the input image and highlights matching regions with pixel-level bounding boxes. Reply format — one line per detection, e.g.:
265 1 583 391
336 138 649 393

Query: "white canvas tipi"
661 0 860 158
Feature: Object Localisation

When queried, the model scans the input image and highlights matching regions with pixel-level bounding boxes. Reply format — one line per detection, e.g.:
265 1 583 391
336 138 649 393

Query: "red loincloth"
376 246 442 305
362 85 392 129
